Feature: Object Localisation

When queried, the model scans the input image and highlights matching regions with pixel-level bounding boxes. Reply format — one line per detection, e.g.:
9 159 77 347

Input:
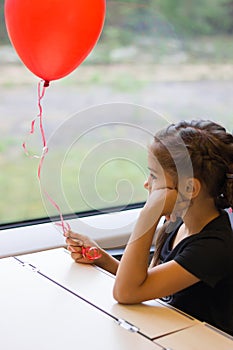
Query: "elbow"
113 283 136 305
113 289 131 305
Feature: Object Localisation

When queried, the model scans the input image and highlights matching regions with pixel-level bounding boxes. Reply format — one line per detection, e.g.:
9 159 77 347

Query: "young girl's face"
144 151 175 194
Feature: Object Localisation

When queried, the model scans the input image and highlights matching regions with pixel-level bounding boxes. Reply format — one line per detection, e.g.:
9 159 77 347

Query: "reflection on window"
0 0 233 224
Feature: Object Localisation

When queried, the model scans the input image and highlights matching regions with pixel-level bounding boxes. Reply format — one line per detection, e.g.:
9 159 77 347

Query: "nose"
144 180 149 190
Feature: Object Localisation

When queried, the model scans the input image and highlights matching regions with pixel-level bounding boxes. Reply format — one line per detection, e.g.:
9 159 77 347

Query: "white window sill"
0 208 142 258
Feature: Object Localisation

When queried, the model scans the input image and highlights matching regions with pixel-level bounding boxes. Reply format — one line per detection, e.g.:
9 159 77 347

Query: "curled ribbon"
81 246 102 261
23 80 101 260
23 80 71 234
69 237 102 261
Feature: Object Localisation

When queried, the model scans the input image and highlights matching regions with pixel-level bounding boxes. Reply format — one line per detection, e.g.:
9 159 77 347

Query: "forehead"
147 150 164 173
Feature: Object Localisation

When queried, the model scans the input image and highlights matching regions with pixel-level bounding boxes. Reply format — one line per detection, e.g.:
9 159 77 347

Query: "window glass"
0 0 232 224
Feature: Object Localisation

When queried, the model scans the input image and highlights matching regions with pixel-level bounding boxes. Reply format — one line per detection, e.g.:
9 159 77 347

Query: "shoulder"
180 210 232 249
197 210 233 252
178 211 233 260
173 211 233 286
204 209 233 233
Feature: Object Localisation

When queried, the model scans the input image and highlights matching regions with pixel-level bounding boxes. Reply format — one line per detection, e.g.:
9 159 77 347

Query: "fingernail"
72 239 83 245
68 246 76 252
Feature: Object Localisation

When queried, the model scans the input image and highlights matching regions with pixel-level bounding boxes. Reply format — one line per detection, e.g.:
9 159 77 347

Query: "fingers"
66 237 83 246
64 230 83 241
64 230 102 262
66 240 82 254
64 230 84 256
66 240 86 263
64 231 84 246
70 251 84 262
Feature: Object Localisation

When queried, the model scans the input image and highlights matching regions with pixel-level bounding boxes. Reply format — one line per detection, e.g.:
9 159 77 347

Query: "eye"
149 173 157 180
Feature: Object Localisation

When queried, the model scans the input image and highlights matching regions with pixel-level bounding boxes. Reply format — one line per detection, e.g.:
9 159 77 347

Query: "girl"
65 120 233 335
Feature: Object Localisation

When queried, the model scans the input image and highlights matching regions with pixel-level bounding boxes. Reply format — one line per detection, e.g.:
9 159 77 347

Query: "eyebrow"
147 167 158 174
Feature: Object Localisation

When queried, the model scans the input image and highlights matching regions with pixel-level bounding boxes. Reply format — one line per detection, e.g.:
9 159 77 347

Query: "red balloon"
5 0 106 83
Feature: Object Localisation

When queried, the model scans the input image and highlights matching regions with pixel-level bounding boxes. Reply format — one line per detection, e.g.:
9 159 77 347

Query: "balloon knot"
43 80 50 87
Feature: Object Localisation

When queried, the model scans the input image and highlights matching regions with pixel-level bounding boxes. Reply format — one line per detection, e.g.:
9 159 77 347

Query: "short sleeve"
174 236 231 287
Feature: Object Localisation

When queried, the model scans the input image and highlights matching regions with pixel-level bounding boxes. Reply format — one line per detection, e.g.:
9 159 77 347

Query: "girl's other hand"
144 185 178 218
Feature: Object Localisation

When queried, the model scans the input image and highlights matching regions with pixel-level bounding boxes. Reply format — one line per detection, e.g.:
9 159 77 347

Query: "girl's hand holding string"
64 231 119 275
64 231 102 264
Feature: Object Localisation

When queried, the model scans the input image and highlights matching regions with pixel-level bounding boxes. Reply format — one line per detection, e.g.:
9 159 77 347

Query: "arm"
113 188 200 304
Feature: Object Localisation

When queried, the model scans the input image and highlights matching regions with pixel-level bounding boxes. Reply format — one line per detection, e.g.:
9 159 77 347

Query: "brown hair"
150 120 233 266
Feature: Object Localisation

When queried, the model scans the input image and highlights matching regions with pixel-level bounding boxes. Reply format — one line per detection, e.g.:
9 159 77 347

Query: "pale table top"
1 247 232 350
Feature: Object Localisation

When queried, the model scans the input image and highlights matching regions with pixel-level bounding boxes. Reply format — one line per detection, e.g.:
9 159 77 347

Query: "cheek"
165 175 176 189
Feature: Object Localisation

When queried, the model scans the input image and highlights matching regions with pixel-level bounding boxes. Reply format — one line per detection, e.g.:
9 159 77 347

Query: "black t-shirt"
160 210 233 335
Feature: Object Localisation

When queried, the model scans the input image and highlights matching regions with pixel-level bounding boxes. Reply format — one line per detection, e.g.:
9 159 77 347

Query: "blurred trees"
156 0 233 35
0 0 9 44
0 0 233 46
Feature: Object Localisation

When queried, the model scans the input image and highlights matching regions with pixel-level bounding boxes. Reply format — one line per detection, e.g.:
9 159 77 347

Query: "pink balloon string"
23 80 70 234
81 246 102 260
23 80 100 260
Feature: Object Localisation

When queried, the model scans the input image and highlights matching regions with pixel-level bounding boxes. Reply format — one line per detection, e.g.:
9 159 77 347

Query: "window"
1 0 232 226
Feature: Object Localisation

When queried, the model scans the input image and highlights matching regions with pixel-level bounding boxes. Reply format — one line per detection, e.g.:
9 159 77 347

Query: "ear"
184 178 201 199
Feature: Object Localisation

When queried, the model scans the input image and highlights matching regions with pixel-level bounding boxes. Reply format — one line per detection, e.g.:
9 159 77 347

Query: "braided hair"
150 120 233 266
